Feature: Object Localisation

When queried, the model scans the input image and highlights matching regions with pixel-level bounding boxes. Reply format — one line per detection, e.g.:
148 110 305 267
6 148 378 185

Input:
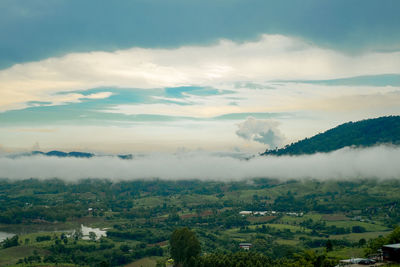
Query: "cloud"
236 117 285 148
82 92 113 100
1 146 400 181
1 0 400 69
1 34 400 111
299 91 400 112
105 103 247 118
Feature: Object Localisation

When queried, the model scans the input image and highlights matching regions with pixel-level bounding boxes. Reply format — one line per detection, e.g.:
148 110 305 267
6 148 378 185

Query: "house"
239 211 252 215
239 243 252 250
239 210 277 216
382 243 400 262
337 258 376 266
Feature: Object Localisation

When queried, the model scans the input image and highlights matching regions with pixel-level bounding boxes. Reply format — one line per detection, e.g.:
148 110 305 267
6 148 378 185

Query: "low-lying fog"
0 145 399 181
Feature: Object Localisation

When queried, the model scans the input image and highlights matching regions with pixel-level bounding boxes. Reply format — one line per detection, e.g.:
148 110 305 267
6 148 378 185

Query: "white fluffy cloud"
1 146 400 181
1 34 400 111
236 117 285 148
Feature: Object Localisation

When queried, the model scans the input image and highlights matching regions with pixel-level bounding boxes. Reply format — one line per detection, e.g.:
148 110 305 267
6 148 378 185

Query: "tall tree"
170 227 201 267
325 240 333 252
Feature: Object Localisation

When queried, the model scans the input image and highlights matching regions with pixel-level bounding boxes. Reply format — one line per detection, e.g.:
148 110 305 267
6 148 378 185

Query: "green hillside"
262 116 400 156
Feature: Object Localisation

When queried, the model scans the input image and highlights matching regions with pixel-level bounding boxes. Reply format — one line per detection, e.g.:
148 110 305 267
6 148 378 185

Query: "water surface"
0 231 15 242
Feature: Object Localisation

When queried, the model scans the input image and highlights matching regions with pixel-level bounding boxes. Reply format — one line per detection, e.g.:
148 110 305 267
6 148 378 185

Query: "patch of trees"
2 235 19 248
192 250 337 267
194 252 274 267
300 219 350 235
170 227 201 267
42 237 164 266
301 238 354 249
107 228 168 244
352 225 366 233
168 227 337 267
365 226 400 256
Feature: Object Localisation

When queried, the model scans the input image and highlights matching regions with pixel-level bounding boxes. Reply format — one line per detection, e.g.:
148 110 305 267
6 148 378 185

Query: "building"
337 258 376 266
382 243 400 262
239 211 252 215
239 243 252 250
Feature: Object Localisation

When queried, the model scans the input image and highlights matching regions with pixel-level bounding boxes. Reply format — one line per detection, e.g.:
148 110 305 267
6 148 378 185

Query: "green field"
325 220 388 232
124 257 159 267
329 231 389 242
0 246 48 266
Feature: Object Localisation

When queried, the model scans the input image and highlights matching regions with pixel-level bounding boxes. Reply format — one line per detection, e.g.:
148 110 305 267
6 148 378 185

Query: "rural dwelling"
239 243 252 250
337 258 376 266
239 211 252 215
382 243 400 262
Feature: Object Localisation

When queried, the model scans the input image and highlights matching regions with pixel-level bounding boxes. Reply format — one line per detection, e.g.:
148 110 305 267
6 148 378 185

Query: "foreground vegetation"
0 177 400 266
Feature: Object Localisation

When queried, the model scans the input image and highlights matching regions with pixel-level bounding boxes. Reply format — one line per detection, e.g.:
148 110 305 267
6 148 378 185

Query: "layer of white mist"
0 145 399 181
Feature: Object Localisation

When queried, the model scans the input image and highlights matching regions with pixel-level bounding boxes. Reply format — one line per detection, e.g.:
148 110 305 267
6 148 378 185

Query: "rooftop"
383 243 400 249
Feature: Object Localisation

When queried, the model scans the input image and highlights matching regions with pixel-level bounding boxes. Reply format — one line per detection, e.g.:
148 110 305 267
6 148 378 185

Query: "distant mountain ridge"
32 151 94 158
30 151 133 159
262 116 400 156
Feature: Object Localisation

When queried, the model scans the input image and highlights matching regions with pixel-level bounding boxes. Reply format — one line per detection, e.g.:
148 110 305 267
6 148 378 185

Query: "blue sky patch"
288 74 400 87
0 86 241 126
164 86 234 98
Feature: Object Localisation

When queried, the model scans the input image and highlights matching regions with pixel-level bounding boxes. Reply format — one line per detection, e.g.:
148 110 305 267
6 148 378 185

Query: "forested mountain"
262 116 400 156
27 151 133 159
32 151 94 158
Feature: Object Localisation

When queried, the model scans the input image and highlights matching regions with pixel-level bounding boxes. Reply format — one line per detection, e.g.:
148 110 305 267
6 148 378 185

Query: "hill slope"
28 150 133 159
32 150 94 158
262 116 400 156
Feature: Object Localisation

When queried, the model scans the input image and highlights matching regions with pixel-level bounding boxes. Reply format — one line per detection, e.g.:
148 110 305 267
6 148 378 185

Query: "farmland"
0 178 399 266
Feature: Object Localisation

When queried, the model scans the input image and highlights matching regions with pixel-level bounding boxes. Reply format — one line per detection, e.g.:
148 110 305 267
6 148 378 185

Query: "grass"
247 216 276 223
124 257 158 267
0 222 73 235
18 231 69 249
325 221 388 232
278 216 302 224
7 264 77 267
275 239 299 246
134 196 165 207
223 222 311 237
322 214 349 221
303 213 323 221
0 246 48 266
265 223 310 233
327 247 365 259
279 213 322 224
222 229 251 240
329 231 389 242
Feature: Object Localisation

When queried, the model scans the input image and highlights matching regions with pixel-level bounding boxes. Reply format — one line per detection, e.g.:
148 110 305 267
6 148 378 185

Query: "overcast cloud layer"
1 146 399 181
1 34 400 111
1 0 400 69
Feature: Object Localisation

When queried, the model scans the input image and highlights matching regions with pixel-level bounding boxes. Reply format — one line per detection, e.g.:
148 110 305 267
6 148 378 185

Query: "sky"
1 0 400 154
